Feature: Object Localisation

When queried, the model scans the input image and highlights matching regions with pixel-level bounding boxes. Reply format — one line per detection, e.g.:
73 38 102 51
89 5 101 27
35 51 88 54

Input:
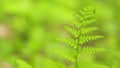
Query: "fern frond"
79 47 106 55
64 48 76 62
83 14 95 20
82 19 96 26
64 55 76 62
79 10 86 16
59 38 77 49
75 14 96 27
80 27 98 35
64 26 79 38
79 35 104 44
75 14 84 21
79 7 95 15
77 7 96 27
72 21 82 29
83 6 95 10
60 7 107 68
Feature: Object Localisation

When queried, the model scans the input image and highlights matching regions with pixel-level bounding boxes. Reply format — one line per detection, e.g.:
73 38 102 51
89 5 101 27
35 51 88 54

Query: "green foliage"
15 58 32 68
60 7 109 68
0 0 118 68
80 27 98 34
79 47 106 55
79 35 104 44
78 62 110 68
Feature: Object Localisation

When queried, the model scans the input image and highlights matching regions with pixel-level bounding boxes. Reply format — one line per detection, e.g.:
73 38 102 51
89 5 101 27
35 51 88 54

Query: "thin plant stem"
75 42 79 68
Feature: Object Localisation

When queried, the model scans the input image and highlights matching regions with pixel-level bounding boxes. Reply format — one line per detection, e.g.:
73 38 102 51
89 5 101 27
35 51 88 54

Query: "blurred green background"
0 0 119 68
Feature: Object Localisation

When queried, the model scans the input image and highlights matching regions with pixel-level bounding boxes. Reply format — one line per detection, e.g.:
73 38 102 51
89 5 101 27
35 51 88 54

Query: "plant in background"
61 7 110 68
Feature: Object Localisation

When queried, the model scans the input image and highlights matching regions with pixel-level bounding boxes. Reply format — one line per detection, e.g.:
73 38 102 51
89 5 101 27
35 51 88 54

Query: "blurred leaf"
15 58 32 68
33 55 66 68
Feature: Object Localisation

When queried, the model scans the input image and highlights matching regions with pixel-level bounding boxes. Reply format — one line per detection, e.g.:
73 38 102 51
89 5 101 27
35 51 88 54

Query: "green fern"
80 27 98 34
60 7 109 68
79 47 106 55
